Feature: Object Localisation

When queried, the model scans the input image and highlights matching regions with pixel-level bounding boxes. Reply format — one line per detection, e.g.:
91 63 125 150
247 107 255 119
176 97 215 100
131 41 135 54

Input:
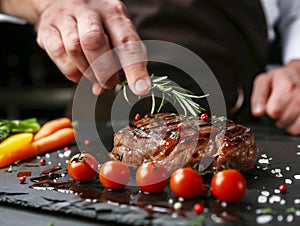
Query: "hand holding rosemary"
121 74 209 116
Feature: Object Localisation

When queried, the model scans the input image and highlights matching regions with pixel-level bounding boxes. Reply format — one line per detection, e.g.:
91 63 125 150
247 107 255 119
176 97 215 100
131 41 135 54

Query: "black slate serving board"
1 121 300 226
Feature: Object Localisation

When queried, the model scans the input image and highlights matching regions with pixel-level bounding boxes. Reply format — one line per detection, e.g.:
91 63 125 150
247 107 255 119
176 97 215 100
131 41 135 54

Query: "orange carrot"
0 127 76 168
34 117 72 141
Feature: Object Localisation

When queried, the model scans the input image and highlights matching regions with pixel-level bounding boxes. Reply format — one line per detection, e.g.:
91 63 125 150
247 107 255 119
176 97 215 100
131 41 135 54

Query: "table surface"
1 121 300 226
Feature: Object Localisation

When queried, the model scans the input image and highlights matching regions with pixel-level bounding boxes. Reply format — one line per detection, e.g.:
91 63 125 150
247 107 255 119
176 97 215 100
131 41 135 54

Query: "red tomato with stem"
68 152 98 182
210 169 247 202
99 161 130 190
135 161 169 193
170 168 204 199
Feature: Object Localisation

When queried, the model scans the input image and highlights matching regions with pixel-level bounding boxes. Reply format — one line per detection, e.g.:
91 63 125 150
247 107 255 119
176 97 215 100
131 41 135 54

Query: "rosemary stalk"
122 74 209 116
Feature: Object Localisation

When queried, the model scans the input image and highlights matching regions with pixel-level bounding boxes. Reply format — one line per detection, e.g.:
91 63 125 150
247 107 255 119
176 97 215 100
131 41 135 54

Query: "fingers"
92 82 105 96
76 10 120 89
101 1 151 95
252 66 300 135
286 115 300 135
251 73 271 117
37 0 151 96
275 96 300 129
265 73 293 119
37 7 120 92
252 71 294 119
279 93 300 135
37 24 82 83
58 14 95 82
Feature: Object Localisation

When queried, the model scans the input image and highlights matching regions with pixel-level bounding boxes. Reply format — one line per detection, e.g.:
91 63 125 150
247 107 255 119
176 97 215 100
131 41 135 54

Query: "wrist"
0 0 57 24
32 0 54 17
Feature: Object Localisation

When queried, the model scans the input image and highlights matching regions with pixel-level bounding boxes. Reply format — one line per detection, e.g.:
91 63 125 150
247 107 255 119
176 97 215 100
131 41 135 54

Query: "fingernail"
135 79 150 93
92 83 103 96
253 103 264 114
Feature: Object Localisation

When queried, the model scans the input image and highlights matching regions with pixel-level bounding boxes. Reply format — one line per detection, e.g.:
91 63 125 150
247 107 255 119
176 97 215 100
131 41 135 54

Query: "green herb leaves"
122 75 208 116
0 118 41 142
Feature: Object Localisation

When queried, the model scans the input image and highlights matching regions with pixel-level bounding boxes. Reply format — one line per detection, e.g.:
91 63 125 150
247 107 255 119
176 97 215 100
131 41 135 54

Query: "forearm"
0 0 52 24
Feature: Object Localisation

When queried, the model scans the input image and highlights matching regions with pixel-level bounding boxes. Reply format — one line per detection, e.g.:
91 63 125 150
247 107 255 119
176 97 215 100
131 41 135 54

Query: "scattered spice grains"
200 113 208 121
177 123 183 131
134 114 141 121
7 142 300 226
19 176 26 184
40 158 46 166
5 165 16 173
84 139 90 146
193 203 204 215
278 184 287 193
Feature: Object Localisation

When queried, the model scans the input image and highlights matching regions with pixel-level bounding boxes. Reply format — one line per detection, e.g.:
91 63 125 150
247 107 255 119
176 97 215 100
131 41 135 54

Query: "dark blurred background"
0 23 75 120
0 22 282 121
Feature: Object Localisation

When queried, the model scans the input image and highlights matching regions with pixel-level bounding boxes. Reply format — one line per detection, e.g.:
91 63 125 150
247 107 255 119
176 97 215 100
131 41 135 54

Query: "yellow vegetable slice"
0 133 33 153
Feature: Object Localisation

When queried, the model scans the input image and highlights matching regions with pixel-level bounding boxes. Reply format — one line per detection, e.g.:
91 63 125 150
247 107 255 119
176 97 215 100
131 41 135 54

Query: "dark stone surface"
1 121 300 225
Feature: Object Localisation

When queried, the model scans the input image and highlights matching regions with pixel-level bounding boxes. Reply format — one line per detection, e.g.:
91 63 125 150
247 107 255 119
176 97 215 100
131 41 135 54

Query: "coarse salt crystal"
285 178 293 184
173 202 182 210
274 189 280 194
280 199 286 205
269 195 281 203
294 198 300 204
286 214 294 222
256 215 273 224
294 174 300 180
261 191 270 196
257 196 268 203
277 215 284 222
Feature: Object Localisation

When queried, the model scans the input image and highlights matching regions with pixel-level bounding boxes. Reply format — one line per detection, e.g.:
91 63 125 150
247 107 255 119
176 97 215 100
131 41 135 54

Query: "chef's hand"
35 0 151 96
251 60 300 135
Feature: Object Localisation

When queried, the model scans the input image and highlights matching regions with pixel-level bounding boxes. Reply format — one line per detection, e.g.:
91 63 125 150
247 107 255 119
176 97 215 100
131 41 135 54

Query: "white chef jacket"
0 13 26 24
1 0 300 64
260 0 300 64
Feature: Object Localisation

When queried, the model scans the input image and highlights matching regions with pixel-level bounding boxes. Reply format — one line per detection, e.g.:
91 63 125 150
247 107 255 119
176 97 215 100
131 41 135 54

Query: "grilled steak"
109 113 257 172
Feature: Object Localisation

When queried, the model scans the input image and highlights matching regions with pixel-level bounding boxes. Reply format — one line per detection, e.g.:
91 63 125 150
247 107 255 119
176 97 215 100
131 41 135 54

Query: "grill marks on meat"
110 113 257 172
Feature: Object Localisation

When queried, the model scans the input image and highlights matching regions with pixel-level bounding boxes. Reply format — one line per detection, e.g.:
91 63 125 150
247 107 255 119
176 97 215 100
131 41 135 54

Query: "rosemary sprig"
122 74 209 116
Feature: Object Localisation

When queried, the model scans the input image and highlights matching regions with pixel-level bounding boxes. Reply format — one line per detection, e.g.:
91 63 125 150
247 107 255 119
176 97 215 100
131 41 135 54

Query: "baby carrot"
34 117 72 141
0 127 76 168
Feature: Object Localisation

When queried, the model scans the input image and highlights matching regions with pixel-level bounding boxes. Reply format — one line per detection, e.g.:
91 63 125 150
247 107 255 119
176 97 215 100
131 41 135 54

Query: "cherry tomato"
68 152 98 182
135 161 169 193
170 168 204 199
210 169 246 202
99 161 130 190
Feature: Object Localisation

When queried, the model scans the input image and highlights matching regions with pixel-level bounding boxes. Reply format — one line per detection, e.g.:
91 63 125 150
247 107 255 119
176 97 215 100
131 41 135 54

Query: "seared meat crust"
110 113 257 172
